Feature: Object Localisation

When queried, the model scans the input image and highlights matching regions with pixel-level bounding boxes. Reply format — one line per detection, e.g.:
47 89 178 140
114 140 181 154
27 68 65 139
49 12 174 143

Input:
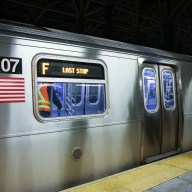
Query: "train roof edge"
0 19 192 62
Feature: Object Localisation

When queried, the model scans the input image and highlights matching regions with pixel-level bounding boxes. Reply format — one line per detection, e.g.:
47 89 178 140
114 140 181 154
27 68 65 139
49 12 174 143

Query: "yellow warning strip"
63 151 192 192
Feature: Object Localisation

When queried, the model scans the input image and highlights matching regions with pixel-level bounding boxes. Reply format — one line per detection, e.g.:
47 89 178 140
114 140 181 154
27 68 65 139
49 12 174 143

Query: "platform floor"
62 151 192 192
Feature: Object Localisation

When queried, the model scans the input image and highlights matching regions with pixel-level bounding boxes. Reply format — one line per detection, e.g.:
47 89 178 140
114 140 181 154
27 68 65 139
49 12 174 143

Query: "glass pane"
85 84 106 114
143 68 158 111
71 84 82 105
37 82 106 118
38 82 63 118
162 70 175 110
65 83 85 116
89 85 99 103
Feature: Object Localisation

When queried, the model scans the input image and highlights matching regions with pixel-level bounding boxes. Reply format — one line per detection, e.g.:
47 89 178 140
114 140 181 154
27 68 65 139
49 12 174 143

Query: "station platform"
62 150 192 192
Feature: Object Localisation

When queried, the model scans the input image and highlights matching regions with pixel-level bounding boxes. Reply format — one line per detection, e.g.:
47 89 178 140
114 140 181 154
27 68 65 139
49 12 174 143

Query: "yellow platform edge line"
62 151 192 192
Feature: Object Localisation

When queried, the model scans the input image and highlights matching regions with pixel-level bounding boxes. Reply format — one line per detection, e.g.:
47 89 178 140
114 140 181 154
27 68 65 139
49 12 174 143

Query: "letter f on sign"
42 62 49 75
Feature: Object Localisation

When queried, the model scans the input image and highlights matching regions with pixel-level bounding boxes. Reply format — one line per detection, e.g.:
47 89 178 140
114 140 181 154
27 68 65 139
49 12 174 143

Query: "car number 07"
1 58 19 73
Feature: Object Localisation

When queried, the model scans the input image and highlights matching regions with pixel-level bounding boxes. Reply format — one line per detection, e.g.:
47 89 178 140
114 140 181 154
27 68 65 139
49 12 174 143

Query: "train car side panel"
0 37 141 192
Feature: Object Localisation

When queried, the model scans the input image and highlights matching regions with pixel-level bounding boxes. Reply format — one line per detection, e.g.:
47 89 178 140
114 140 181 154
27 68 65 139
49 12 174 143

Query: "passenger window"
38 82 106 118
162 70 175 110
71 84 82 105
38 82 63 118
34 57 107 120
88 85 99 104
143 68 158 112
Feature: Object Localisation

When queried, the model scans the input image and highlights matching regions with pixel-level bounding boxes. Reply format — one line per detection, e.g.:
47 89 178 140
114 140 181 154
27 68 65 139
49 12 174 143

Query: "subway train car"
0 21 192 192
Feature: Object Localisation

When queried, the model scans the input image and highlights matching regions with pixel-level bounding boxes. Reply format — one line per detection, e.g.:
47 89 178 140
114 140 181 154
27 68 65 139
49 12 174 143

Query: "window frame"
142 67 159 113
32 54 109 122
161 69 176 111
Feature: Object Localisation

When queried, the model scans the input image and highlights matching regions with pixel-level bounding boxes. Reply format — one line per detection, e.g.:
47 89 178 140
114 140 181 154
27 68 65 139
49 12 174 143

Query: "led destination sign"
37 59 105 79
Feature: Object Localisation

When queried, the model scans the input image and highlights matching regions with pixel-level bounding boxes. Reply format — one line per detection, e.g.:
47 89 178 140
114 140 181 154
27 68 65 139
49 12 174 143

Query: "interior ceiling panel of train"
0 0 192 56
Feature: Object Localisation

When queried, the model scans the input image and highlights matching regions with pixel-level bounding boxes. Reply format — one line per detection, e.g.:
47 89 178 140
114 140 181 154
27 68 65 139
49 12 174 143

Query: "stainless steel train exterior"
0 22 192 192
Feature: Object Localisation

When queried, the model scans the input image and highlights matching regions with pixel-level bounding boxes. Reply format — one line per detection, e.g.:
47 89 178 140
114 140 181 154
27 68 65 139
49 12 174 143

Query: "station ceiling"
1 0 192 56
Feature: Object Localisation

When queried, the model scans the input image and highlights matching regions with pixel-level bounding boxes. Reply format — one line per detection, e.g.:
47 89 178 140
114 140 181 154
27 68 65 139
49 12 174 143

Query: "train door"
141 63 179 162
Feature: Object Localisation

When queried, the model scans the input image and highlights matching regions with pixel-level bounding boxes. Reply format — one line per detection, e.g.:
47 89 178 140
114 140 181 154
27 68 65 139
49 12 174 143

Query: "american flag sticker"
0 77 25 103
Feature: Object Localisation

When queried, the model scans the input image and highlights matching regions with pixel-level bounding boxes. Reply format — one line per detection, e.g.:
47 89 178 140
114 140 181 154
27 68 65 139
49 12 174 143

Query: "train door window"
142 68 158 112
162 69 175 110
33 56 108 121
